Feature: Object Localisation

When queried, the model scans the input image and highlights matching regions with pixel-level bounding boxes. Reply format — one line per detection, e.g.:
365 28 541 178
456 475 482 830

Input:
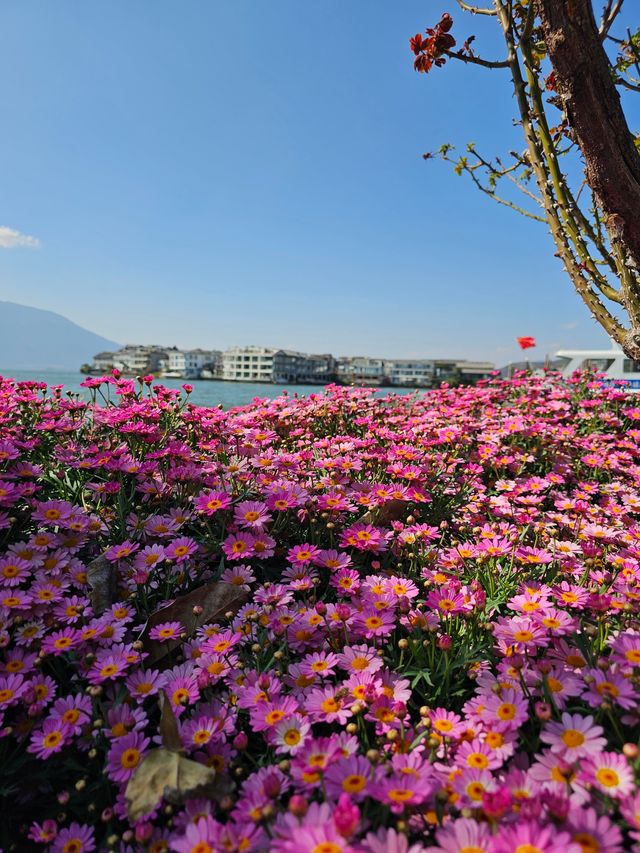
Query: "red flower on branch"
410 13 456 73
517 336 537 350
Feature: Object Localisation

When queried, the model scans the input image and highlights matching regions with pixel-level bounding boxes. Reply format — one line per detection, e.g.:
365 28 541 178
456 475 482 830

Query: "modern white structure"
336 357 387 384
164 349 220 378
385 359 435 386
220 347 333 384
554 346 640 388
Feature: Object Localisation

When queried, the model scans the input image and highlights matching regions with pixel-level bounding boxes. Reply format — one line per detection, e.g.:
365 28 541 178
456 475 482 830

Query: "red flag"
517 336 536 350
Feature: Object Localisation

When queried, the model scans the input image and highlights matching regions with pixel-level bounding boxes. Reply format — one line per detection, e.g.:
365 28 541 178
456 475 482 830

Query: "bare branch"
599 0 624 38
444 49 510 69
455 0 497 15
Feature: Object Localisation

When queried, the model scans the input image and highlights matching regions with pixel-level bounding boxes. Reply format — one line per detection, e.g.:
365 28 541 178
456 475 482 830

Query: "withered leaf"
86 555 116 615
158 690 182 752
125 748 218 822
358 498 407 526
142 580 248 664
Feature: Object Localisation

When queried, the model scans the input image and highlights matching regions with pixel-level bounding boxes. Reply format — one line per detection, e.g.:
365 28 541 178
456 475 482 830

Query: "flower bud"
288 795 308 817
233 732 249 750
334 793 360 839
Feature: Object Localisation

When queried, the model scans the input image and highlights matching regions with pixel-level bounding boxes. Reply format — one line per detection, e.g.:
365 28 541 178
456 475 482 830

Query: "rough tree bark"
535 0 640 357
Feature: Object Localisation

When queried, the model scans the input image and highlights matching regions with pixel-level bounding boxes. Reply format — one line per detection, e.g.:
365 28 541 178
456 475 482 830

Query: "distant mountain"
0 301 120 371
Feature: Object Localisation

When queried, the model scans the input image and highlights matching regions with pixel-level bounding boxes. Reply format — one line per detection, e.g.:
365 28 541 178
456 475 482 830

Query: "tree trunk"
536 0 640 356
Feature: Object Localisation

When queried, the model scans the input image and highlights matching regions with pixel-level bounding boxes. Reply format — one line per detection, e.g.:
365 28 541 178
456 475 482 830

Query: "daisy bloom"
489 821 580 853
149 621 183 642
540 713 606 760
51 823 95 853
584 752 635 798
106 731 150 783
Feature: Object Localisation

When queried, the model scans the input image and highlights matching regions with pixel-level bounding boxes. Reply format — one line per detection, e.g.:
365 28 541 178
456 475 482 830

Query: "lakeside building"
89 345 169 375
219 347 334 384
163 348 221 379
336 357 387 384
85 345 494 386
336 357 496 387
385 359 436 386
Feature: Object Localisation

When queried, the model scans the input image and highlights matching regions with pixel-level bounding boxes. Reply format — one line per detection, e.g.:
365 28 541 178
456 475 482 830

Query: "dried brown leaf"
142 580 248 664
158 691 182 752
358 499 407 526
125 748 219 822
86 555 116 615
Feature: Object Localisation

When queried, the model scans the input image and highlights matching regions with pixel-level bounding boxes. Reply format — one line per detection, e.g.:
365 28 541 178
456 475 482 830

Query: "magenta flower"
540 712 606 760
195 490 232 515
27 718 71 759
149 621 183 642
165 536 198 562
104 539 139 561
490 821 580 853
106 731 150 783
51 823 95 853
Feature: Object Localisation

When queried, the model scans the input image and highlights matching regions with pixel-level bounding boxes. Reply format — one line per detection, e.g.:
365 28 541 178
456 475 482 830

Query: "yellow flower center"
343 774 367 793
497 703 516 720
596 767 620 788
561 729 585 748
121 747 141 769
388 788 413 802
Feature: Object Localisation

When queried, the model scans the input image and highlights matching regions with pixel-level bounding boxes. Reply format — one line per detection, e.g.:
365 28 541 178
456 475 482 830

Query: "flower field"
1 372 640 852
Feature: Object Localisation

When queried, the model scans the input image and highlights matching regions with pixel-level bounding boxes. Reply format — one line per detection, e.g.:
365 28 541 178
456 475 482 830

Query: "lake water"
0 369 423 409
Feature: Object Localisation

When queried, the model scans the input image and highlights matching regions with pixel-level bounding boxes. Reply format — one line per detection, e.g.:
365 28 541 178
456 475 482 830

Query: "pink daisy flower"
490 821 580 853
273 714 311 755
324 755 373 802
234 500 272 529
222 532 256 561
306 686 353 725
195 490 232 515
126 668 167 702
567 807 623 853
540 713 606 760
584 752 635 798
287 543 322 567
165 536 198 562
426 817 492 853
106 731 150 783
149 621 183 642
27 718 71 759
337 645 383 675
51 823 95 853
371 771 435 814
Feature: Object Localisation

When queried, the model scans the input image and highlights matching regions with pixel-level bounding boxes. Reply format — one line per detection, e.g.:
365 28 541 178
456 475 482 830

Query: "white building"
221 347 279 382
90 345 168 375
336 357 386 384
384 359 435 387
220 347 333 384
164 349 220 378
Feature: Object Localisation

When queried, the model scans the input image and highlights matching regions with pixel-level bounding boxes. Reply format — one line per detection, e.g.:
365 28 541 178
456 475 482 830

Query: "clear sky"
0 1 636 364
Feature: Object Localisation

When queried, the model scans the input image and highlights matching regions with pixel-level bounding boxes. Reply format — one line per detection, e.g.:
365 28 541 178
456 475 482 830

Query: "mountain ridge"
0 301 120 370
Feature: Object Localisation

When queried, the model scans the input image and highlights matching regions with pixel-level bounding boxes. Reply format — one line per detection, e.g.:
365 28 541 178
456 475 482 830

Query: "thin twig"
455 0 497 15
600 0 625 38
444 49 510 69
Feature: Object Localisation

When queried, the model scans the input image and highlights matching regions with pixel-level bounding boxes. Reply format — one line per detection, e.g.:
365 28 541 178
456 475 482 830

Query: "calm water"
0 369 422 409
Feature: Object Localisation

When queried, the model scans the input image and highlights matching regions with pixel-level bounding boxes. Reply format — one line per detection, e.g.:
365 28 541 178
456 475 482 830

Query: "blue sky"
0 1 636 363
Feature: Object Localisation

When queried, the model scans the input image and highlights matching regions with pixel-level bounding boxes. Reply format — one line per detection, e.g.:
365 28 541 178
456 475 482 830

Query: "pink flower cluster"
0 370 639 852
